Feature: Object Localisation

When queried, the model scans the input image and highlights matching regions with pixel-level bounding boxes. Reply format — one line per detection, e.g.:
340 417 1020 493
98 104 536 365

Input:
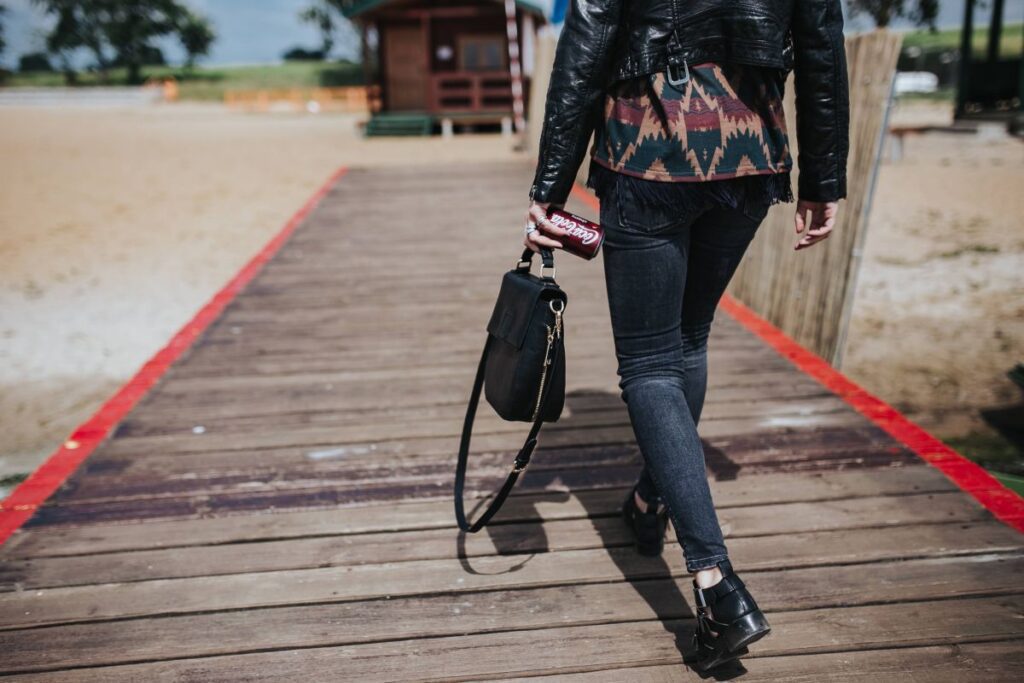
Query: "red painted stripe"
0 167 350 545
571 183 1024 534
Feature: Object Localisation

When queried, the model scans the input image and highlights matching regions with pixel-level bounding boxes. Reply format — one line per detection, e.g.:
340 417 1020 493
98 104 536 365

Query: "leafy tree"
32 1 216 84
300 1 361 61
847 0 939 29
36 1 114 80
179 10 215 70
0 3 7 59
19 51 55 72
98 2 182 83
111 44 165 67
299 2 335 58
283 46 326 62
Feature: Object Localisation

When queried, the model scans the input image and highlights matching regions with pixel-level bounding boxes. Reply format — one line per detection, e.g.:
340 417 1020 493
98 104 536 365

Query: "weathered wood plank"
1 517 1016 592
0 495 1003 628
496 640 1024 682
111 386 840 440
7 596 1024 681
51 433 913 508
4 466 959 557
1 554 1021 674
21 454 936 529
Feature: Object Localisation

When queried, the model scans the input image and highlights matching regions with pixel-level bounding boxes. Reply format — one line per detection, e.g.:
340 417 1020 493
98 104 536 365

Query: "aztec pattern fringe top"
587 62 796 211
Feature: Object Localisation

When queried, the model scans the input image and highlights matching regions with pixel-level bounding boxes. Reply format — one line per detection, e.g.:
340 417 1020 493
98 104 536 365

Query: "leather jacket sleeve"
791 0 850 203
529 0 623 206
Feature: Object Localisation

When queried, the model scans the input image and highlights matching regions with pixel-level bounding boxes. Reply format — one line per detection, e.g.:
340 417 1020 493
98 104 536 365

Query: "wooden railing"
430 71 514 113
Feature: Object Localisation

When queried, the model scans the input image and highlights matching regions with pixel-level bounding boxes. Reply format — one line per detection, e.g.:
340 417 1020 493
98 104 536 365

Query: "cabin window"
458 35 507 71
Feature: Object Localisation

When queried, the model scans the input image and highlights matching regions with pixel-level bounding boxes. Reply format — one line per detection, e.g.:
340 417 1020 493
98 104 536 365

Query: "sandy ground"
1 101 1021 491
0 104 523 486
843 102 1024 437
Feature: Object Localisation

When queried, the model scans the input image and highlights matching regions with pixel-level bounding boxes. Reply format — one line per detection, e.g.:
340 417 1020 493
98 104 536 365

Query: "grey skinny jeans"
598 175 771 572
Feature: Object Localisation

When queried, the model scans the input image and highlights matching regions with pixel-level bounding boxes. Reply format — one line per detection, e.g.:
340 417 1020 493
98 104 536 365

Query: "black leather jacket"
529 0 850 205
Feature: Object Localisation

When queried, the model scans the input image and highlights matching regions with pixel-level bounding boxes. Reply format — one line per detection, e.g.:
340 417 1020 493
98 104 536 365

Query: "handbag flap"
486 271 562 349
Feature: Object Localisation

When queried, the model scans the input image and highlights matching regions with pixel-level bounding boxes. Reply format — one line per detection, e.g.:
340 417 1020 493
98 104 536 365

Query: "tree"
19 52 55 72
97 2 182 83
179 11 215 70
847 0 939 29
0 3 7 60
35 1 114 81
300 0 361 61
32 1 217 84
283 46 326 62
299 1 336 58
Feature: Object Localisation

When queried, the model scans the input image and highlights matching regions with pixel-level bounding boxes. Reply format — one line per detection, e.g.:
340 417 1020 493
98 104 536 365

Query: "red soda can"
546 208 605 260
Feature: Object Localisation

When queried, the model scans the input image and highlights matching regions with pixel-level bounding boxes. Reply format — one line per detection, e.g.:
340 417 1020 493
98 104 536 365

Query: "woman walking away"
522 0 849 672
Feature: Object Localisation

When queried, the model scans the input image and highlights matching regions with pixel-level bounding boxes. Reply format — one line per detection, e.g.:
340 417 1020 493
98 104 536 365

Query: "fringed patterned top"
586 62 795 211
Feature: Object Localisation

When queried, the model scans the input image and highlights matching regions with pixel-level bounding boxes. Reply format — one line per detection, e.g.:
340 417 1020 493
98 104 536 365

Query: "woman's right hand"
523 201 567 253
794 200 839 250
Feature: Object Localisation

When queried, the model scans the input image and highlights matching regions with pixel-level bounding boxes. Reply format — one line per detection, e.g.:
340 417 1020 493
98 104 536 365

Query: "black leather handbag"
454 246 568 532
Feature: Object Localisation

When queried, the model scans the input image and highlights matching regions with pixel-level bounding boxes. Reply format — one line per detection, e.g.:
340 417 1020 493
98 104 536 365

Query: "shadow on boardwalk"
0 162 1022 680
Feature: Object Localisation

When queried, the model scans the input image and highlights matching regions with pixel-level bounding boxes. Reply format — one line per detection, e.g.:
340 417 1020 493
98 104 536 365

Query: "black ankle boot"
621 486 669 556
686 559 771 672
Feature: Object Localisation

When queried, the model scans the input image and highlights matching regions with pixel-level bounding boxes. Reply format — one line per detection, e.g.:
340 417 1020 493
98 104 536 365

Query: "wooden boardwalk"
1 162 1022 680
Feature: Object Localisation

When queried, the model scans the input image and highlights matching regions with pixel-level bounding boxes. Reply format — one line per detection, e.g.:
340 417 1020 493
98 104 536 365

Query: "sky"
1 0 354 68
2 0 1021 70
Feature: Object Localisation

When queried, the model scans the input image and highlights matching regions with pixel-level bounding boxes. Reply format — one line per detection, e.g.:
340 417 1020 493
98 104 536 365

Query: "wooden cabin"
341 0 547 135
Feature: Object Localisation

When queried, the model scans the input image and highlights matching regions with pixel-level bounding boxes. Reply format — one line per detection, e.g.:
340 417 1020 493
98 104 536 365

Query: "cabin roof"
342 0 546 20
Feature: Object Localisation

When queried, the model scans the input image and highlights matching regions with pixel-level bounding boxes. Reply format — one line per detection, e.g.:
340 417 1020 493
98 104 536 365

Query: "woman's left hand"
523 201 568 253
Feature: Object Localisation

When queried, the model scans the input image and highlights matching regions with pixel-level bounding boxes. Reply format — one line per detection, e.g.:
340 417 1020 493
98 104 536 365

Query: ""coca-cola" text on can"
547 209 605 260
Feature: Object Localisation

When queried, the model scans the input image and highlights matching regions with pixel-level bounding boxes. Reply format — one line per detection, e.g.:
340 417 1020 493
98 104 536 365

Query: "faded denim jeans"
598 175 772 572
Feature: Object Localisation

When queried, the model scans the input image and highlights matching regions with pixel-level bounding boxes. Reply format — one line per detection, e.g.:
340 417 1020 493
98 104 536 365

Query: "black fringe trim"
585 160 794 212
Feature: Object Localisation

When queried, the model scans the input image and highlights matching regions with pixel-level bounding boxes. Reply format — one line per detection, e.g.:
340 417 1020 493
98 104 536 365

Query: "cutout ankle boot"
686 559 771 672
621 486 669 556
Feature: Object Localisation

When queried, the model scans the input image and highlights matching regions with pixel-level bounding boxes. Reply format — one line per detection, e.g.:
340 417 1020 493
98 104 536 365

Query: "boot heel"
688 560 772 672
621 487 668 556
722 610 771 652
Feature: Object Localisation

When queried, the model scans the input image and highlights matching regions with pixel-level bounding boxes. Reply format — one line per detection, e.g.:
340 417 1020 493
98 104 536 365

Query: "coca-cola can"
546 208 605 260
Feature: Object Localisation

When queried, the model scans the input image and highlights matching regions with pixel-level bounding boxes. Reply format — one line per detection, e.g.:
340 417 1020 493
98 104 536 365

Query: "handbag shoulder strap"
453 331 563 533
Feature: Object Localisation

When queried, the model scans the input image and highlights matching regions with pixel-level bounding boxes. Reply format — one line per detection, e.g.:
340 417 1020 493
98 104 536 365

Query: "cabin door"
384 24 428 111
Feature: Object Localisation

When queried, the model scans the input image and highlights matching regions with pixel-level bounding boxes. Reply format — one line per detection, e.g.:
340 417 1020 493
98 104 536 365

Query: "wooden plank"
111 384 839 439
96 395 854 457
21 458 928 526
50 431 913 508
7 595 1024 681
4 467 960 557
2 517 1018 592
1 554 1022 673
0 497 1005 629
86 421 897 477
73 410 870 465
497 640 1024 682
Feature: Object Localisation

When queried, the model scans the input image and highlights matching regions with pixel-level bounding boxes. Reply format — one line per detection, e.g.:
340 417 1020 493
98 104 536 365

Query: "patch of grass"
944 428 1024 500
0 473 29 499
4 60 365 102
901 22 1023 59
991 471 1024 498
945 430 1022 473
896 88 955 103
0 473 28 488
